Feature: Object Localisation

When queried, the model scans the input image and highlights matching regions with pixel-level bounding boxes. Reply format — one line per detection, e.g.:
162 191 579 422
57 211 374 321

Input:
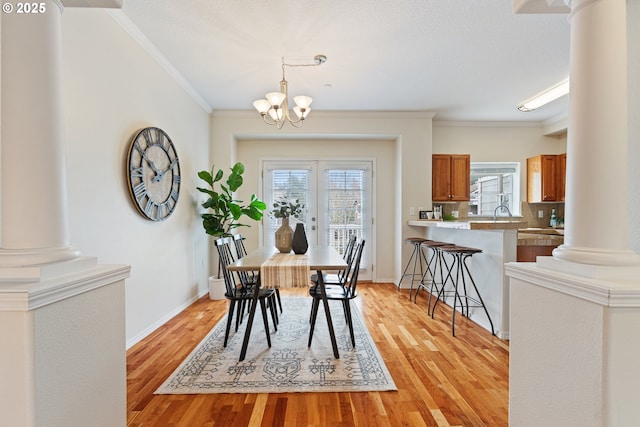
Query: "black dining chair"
215 237 277 350
308 239 365 348
233 233 282 316
310 234 357 289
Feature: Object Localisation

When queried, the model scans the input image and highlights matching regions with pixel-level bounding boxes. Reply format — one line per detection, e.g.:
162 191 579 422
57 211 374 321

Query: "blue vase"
291 223 309 254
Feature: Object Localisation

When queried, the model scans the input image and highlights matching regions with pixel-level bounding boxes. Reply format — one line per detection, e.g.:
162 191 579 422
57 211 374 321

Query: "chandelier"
253 55 327 129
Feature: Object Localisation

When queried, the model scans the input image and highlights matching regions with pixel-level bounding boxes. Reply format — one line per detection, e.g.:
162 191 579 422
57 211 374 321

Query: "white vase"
208 276 226 300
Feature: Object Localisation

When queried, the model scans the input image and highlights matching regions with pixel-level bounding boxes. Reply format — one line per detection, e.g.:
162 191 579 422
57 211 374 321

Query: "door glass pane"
264 167 312 249
323 169 366 257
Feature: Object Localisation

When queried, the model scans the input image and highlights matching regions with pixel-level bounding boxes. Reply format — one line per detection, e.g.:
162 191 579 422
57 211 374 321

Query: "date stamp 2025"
2 2 47 14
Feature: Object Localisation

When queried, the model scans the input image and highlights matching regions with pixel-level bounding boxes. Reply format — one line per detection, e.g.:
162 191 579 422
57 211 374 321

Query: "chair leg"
271 294 279 324
275 289 283 313
259 298 271 347
224 300 237 347
344 300 355 348
268 295 278 332
235 300 244 332
308 298 320 347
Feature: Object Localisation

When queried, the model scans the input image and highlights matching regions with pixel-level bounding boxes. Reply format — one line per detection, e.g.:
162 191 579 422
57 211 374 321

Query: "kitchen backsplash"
435 202 564 228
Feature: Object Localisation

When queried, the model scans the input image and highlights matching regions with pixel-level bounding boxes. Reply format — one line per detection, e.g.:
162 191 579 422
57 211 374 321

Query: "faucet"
493 204 513 221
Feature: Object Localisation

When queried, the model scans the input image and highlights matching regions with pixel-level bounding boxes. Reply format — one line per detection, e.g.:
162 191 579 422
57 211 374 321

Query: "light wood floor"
127 283 509 427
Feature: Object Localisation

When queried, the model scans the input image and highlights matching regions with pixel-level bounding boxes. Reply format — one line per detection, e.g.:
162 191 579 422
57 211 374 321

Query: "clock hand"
141 150 161 176
153 158 178 183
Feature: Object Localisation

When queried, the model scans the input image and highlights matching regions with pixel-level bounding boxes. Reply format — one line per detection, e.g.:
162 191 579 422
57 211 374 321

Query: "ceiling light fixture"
253 55 327 128
517 78 570 112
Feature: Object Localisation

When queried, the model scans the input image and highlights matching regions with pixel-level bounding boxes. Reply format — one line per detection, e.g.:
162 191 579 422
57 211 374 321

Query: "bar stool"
399 237 429 300
415 240 453 312
431 245 495 337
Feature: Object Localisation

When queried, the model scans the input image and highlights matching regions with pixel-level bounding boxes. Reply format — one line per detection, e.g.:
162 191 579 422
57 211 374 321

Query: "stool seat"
404 237 428 243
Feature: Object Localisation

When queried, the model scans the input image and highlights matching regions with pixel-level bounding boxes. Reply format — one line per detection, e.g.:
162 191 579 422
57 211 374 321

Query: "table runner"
260 253 310 288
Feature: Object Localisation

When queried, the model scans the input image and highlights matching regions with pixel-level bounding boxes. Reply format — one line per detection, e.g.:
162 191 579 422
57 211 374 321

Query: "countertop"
408 219 527 230
517 230 564 246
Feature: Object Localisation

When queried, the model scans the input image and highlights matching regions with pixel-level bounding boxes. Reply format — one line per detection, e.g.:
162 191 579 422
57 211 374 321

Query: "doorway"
262 160 374 280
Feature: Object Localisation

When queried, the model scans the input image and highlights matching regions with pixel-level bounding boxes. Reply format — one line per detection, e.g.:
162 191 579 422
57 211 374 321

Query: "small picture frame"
419 210 430 220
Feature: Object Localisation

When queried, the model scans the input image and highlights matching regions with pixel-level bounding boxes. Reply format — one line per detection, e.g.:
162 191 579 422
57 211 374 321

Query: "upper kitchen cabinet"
433 154 470 201
527 154 566 202
556 153 566 202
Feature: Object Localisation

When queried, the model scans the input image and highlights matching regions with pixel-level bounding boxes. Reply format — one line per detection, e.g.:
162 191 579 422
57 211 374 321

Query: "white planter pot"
208 276 226 300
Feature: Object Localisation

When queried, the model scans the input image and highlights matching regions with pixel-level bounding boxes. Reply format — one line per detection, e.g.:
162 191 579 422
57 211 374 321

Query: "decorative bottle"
291 223 309 254
549 209 557 228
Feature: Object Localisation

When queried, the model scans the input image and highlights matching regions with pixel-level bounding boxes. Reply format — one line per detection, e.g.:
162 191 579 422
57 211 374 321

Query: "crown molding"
106 9 212 114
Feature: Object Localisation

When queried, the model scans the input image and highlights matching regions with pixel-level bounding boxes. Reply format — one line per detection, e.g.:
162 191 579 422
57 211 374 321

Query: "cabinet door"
556 153 566 202
432 154 453 201
540 155 557 201
527 155 558 202
449 155 470 201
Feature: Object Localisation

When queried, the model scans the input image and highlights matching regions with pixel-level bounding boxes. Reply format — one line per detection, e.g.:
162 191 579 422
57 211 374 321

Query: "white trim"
433 120 543 127
0 264 131 311
126 288 208 349
106 9 212 114
213 110 436 120
505 262 640 308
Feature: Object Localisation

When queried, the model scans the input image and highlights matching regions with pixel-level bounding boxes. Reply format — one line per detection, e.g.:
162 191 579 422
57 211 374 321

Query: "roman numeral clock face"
126 127 181 221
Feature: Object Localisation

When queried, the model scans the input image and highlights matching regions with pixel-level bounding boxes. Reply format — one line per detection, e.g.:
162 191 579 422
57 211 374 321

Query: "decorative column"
552 0 640 268
1 1 130 426
507 1 640 426
0 0 80 267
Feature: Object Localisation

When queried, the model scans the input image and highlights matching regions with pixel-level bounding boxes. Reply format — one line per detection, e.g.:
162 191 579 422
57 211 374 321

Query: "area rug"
155 297 397 394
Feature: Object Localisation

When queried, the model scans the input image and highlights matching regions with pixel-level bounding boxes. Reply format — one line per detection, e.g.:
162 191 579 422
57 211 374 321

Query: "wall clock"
126 127 181 221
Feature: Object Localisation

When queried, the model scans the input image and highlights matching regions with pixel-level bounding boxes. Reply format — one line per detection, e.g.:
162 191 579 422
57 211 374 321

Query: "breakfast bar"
408 219 526 339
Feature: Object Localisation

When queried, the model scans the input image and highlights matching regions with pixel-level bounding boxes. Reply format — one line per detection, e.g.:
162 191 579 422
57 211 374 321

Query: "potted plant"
197 162 266 299
270 196 305 253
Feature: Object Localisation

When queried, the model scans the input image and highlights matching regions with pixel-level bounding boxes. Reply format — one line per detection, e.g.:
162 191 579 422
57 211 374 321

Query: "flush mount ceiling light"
253 54 327 129
517 78 570 112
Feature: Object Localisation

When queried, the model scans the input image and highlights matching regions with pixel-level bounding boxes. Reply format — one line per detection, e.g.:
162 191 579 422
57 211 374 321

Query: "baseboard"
126 288 209 349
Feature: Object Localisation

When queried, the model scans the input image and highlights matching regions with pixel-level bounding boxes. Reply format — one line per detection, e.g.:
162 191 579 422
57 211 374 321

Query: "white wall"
433 122 567 203
61 9 210 346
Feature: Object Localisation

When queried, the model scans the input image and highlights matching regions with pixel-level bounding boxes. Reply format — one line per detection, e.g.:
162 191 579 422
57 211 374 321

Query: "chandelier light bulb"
253 99 271 115
253 55 326 128
265 92 286 107
293 95 313 109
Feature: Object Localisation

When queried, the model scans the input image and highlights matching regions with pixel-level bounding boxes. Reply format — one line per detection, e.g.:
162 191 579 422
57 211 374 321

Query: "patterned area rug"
155 297 397 394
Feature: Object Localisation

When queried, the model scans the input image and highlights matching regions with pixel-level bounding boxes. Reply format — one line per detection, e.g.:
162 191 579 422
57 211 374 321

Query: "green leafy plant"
270 196 305 219
197 162 266 237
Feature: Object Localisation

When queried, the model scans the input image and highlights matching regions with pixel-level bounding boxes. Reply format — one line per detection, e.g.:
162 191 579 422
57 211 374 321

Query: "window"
469 162 520 216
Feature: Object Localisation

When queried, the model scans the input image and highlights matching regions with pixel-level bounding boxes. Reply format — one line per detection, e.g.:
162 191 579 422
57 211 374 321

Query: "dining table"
227 245 348 361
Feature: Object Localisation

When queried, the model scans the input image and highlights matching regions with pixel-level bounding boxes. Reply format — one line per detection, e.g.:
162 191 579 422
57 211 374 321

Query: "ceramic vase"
291 223 309 254
275 217 293 253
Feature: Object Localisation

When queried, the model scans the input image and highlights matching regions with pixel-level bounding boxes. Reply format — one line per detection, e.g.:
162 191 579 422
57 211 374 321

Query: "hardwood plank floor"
127 283 509 427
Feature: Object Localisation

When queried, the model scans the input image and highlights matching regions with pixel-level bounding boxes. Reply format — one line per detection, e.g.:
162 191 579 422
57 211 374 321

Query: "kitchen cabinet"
556 153 566 202
527 154 566 202
432 154 470 201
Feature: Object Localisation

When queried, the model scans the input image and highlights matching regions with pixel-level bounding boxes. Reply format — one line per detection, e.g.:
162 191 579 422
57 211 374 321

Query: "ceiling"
120 0 571 123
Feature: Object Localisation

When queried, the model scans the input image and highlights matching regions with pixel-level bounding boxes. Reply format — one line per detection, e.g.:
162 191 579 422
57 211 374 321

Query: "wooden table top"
227 246 347 271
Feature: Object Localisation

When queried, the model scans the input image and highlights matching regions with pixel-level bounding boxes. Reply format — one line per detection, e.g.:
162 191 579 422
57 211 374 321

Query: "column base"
0 246 81 269
552 244 640 268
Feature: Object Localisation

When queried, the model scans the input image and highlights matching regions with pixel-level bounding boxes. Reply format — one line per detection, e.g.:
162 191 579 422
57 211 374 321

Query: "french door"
262 160 373 281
